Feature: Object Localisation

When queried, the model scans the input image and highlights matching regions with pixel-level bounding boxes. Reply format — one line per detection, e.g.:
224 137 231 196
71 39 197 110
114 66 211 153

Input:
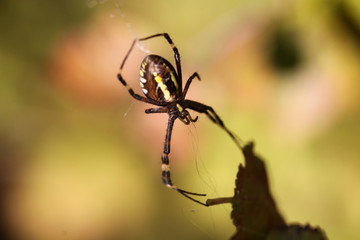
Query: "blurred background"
1 0 360 239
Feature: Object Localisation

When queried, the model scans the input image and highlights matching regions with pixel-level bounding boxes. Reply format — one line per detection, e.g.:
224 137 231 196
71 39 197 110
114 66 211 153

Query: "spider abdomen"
139 55 181 102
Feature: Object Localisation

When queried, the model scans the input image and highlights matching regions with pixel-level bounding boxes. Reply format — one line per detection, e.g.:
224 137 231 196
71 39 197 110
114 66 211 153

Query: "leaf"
266 224 328 240
230 142 286 240
206 142 328 240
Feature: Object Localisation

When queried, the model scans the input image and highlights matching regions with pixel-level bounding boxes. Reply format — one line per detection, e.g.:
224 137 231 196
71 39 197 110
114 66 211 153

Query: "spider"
117 33 241 206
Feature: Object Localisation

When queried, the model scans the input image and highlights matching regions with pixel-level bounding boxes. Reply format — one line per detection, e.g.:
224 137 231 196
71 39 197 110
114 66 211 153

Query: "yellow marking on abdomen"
154 75 162 83
154 73 173 101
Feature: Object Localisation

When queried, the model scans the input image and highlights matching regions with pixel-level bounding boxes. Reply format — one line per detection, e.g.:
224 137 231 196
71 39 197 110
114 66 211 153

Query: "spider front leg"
117 73 163 106
184 100 242 149
145 107 168 114
162 116 208 206
117 36 164 106
182 72 201 99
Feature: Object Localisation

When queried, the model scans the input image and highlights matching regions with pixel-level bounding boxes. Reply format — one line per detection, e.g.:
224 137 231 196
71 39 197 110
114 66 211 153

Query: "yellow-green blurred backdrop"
1 0 360 239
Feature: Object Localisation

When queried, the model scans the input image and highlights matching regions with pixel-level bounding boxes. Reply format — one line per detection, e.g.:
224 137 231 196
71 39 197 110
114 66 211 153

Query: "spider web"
189 122 224 196
187 122 219 195
85 0 150 54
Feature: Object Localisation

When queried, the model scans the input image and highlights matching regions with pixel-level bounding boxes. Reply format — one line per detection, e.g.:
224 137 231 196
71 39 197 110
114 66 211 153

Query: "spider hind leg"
161 155 208 206
184 100 243 150
182 72 201 98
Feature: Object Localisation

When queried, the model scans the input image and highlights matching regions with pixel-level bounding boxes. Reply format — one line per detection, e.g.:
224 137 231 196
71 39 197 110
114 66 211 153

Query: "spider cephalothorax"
118 33 241 206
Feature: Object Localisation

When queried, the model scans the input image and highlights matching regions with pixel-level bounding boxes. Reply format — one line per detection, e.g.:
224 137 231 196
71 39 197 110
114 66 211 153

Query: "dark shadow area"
265 25 303 74
335 1 360 48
